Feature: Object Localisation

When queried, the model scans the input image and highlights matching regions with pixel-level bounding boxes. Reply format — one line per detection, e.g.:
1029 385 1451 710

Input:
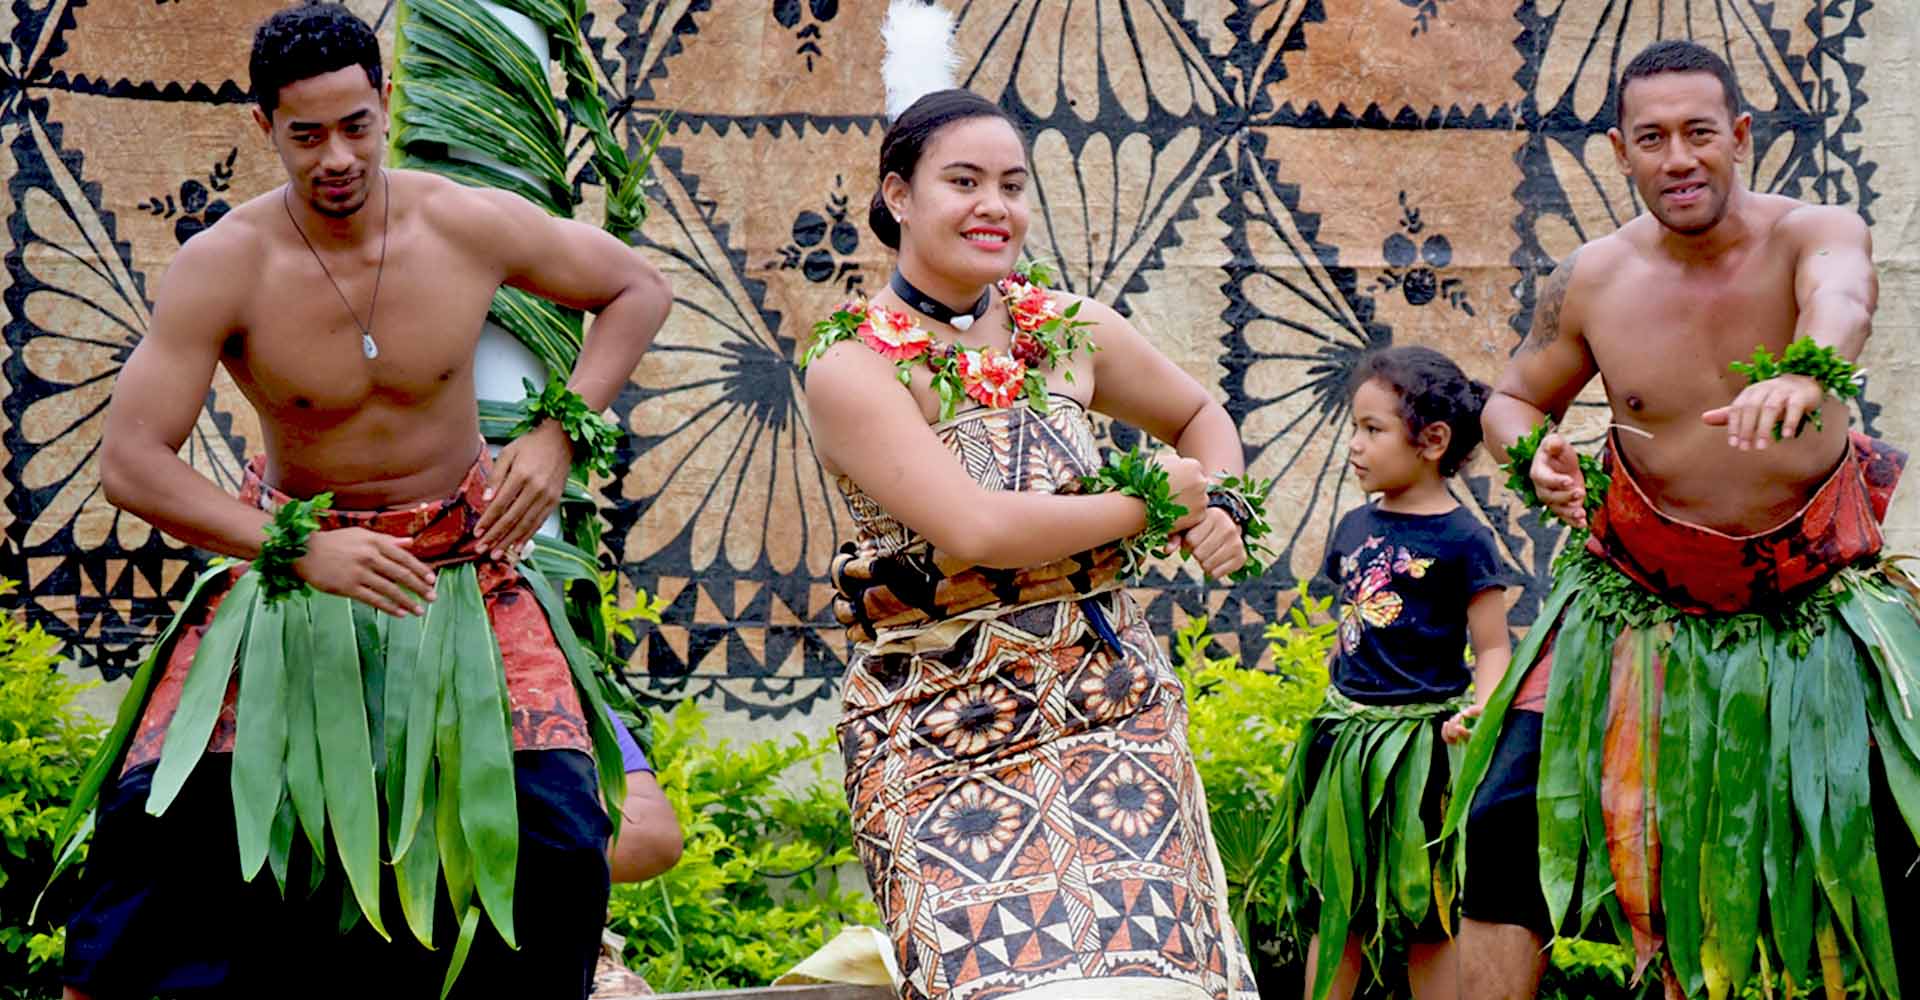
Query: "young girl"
1279 346 1514 1000
801 86 1259 1000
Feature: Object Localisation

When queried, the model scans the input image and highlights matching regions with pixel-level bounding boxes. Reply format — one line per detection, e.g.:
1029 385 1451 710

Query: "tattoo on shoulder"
1521 246 1582 354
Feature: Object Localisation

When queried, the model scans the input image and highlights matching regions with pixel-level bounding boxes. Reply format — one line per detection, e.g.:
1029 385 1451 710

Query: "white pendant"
950 314 974 331
362 333 379 359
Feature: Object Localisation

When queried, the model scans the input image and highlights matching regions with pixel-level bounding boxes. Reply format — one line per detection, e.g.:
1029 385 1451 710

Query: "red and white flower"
1000 276 1063 332
857 305 931 361
957 348 1026 408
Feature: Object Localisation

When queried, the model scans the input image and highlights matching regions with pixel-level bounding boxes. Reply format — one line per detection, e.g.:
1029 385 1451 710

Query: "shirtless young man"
1451 40 1919 998
60 5 673 998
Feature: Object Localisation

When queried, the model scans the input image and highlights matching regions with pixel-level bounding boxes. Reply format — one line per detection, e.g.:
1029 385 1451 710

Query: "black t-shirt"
1321 502 1510 705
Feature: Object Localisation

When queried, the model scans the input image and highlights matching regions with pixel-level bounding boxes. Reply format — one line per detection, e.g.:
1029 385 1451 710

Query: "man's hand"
1181 506 1248 580
1702 374 1825 451
476 420 572 557
294 528 437 617
1530 432 1588 529
1443 704 1482 745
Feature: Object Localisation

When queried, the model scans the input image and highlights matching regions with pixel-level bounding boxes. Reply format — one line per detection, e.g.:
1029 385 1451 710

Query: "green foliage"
256 492 331 604
0 580 104 993
511 374 624 477
1502 420 1608 528
1205 473 1279 585
1728 338 1862 435
606 699 880 991
1013 253 1061 288
598 570 667 645
1538 939 1873 999
1539 939 1645 999
393 0 670 377
1174 585 1335 968
1081 446 1186 578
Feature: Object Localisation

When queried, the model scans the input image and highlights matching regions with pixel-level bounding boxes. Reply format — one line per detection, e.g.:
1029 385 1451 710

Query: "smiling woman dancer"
798 8 1261 1000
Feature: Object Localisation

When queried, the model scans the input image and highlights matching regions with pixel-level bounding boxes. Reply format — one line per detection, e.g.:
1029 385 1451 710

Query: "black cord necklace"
284 169 389 360
889 269 992 331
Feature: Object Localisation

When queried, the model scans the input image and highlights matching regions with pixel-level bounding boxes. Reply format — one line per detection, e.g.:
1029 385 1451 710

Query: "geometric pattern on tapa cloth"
0 0 1896 722
840 592 1258 998
827 399 1124 646
838 394 1102 559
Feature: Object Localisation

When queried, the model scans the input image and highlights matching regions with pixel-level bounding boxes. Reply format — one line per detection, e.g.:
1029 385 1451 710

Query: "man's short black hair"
250 1 382 118
1616 39 1741 126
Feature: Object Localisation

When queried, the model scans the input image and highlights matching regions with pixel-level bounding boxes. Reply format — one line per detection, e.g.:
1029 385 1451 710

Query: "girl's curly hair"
1351 346 1492 477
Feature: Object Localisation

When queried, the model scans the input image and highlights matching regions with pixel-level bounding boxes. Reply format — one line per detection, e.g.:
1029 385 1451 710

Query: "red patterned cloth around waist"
124 450 589 771
830 541 1124 645
1585 430 1907 615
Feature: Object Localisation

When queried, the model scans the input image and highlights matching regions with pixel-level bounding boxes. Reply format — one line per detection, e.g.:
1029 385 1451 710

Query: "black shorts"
63 749 611 999
1461 709 1553 934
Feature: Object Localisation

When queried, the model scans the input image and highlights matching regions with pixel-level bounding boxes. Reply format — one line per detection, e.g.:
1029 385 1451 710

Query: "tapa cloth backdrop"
2 0 1916 745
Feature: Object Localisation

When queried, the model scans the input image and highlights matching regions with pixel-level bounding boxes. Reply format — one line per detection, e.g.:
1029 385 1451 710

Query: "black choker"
889 271 992 331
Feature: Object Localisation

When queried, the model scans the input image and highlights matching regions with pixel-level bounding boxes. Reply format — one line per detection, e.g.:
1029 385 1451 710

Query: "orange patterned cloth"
123 451 589 772
1586 430 1905 614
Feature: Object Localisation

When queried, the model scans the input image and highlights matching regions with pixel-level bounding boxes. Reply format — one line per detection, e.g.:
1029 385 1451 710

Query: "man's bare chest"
1586 261 1800 424
228 268 496 417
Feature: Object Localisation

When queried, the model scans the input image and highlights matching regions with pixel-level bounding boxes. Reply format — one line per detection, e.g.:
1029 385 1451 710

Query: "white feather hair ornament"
881 1 960 122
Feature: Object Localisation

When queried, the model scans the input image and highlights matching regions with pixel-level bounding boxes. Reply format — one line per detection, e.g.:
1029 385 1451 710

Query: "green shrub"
1174 584 1335 985
1539 938 1872 999
607 698 880 990
0 580 104 996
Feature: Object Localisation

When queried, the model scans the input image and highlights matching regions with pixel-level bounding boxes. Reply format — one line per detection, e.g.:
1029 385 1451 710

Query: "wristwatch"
1206 489 1253 533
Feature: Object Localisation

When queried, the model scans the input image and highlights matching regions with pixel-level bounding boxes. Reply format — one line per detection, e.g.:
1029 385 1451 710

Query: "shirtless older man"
61 5 673 998
1451 40 1919 999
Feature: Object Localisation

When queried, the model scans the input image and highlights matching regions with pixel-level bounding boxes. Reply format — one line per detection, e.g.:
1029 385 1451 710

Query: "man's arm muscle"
101 233 273 557
1783 206 1875 360
452 181 672 554
1482 246 1600 460
466 186 671 410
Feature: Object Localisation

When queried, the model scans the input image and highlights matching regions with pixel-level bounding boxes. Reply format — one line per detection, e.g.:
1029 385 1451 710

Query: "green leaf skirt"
46 553 628 997
1276 687 1468 1000
1447 548 1920 999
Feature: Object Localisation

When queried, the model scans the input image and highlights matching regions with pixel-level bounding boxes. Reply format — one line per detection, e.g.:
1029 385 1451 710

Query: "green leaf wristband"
1502 420 1608 529
510 373 623 477
1206 473 1278 584
258 492 332 605
1727 337 1862 436
1081 446 1186 579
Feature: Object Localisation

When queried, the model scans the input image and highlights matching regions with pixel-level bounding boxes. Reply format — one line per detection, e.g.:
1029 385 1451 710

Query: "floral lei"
800 273 1098 421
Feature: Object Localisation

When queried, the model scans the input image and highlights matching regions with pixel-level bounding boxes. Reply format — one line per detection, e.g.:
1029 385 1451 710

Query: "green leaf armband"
257 492 332 605
511 374 623 477
1501 420 1608 528
1081 446 1186 579
1728 337 1863 435
1206 473 1278 584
